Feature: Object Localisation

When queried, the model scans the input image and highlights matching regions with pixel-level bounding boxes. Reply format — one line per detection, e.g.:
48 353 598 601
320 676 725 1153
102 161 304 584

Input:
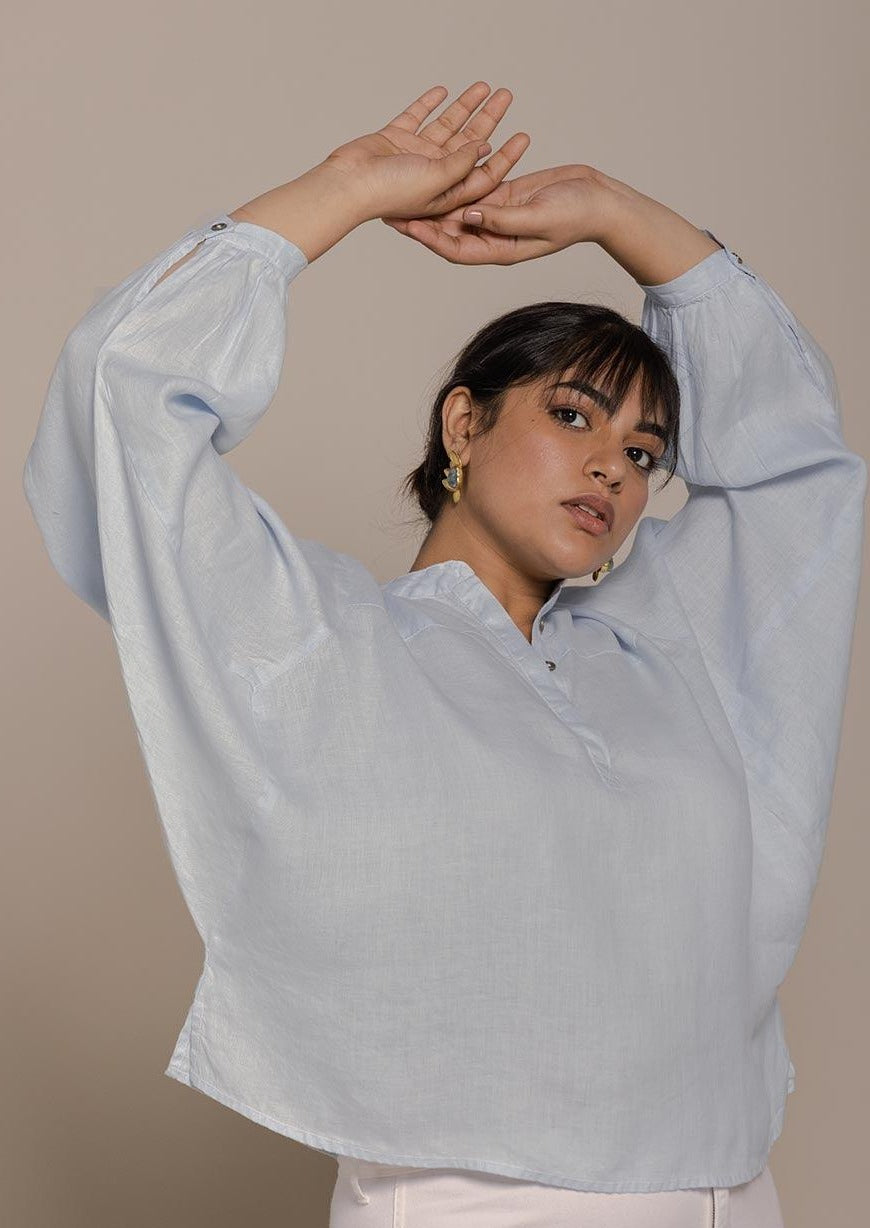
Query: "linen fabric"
22 211 866 1193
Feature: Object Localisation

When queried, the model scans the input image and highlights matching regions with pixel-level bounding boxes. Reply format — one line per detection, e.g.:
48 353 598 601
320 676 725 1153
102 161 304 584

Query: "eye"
549 406 662 473
625 445 660 472
550 405 592 430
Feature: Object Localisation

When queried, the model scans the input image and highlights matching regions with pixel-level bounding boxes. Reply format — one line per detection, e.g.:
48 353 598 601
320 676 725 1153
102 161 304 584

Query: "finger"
433 138 494 190
460 200 542 235
409 220 528 266
442 88 515 153
429 133 530 214
403 219 476 263
380 217 413 235
417 80 495 147
383 85 449 133
386 214 549 266
468 132 531 189
420 140 492 207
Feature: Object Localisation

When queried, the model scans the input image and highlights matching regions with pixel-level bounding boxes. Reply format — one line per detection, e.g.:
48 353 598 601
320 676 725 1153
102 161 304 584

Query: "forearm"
229 161 370 264
593 169 721 286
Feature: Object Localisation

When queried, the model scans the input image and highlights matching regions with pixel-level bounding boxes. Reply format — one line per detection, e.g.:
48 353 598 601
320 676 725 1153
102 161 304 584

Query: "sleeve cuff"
198 212 310 281
638 229 751 308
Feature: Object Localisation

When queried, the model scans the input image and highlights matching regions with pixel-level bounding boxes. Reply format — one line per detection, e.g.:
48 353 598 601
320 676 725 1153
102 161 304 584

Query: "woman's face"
442 370 668 584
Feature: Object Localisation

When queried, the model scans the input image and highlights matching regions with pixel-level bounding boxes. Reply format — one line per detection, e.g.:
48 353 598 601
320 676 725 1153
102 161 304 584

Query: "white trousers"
328 1156 784 1228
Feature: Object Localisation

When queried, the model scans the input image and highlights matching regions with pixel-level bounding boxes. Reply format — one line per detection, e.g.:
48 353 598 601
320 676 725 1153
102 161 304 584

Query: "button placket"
537 615 556 668
450 574 617 781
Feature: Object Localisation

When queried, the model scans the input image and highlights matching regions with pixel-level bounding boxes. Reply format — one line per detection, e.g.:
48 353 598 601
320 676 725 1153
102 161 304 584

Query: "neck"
410 514 562 643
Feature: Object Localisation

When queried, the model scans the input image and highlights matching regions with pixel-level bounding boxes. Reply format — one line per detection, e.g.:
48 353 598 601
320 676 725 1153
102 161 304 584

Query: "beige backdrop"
5 1 868 1225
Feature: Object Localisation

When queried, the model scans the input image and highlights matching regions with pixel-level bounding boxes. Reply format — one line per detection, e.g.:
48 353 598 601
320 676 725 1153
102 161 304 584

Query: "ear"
441 388 476 463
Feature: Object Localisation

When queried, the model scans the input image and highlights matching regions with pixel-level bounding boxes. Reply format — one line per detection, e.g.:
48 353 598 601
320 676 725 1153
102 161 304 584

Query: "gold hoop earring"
592 558 614 582
441 448 463 503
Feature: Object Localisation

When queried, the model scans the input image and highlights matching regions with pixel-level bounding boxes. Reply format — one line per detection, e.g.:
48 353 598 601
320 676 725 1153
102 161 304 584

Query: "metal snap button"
538 618 545 632
545 659 556 670
210 221 228 231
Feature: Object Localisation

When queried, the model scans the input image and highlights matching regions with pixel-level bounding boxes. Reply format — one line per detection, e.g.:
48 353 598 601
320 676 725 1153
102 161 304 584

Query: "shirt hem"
163 1057 783 1195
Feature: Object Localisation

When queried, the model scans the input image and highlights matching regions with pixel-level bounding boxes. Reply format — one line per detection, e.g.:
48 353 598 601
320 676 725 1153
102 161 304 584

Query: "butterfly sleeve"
638 232 866 984
22 213 383 937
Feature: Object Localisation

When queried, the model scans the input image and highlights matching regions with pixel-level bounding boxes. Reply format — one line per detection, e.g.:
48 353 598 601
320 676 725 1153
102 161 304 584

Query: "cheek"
478 426 569 510
616 486 649 536
526 431 579 486
513 439 580 522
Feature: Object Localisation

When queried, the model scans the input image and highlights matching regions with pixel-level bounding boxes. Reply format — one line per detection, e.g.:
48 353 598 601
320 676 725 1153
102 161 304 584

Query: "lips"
564 502 609 536
562 493 614 531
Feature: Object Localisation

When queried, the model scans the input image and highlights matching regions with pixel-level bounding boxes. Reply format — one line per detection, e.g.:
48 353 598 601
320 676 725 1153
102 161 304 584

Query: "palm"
325 82 532 220
382 165 602 264
330 129 487 217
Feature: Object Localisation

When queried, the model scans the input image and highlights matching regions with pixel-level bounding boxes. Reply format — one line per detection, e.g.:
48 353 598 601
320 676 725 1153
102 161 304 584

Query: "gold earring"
441 448 463 503
592 557 614 582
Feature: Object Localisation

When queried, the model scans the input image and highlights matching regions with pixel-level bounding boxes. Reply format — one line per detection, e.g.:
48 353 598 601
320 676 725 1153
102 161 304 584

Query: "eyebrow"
544 379 669 445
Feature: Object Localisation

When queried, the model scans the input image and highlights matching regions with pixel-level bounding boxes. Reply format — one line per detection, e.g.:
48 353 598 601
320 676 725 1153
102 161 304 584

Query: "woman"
23 82 865 1227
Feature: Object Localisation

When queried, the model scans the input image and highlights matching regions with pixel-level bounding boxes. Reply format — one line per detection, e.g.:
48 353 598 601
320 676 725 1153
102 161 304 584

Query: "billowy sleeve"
22 212 382 938
638 232 866 982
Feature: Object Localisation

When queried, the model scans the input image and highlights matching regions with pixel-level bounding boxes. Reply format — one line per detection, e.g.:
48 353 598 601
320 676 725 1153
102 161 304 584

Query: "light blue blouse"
22 211 866 1193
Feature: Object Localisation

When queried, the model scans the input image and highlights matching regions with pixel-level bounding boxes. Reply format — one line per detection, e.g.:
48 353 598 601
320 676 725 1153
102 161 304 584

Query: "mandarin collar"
382 559 570 621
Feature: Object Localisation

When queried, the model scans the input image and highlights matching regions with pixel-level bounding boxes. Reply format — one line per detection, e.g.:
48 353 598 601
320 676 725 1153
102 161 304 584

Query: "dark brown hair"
399 300 681 526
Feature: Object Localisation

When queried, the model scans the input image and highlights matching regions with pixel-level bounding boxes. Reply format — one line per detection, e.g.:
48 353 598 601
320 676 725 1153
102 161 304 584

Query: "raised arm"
21 82 528 937
150 157 366 295
22 169 369 664
600 185 867 1001
23 82 524 669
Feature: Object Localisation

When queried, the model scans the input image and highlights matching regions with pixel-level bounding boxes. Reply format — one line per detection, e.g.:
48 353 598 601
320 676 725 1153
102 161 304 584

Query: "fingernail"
464 210 483 224
478 143 491 155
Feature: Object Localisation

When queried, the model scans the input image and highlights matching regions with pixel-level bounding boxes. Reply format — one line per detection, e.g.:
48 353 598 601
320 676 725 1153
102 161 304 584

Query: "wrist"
586 169 642 244
573 165 634 246
230 161 369 263
593 173 721 286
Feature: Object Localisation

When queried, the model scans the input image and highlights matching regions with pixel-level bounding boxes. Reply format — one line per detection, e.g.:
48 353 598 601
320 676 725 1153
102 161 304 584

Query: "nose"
588 462 621 485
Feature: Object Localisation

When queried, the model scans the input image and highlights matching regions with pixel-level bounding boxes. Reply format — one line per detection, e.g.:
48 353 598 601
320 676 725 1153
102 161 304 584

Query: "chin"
549 553 598 583
544 529 614 580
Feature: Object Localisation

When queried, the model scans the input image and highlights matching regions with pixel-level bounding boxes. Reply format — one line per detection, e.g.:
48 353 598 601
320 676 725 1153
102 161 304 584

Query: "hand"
323 82 532 223
380 163 619 265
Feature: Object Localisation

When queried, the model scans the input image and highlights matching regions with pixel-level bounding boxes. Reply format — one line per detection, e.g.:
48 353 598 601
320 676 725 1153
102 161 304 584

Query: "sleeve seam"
643 265 752 312
247 622 341 700
125 226 295 318
750 276 831 401
132 231 238 310
247 592 390 698
207 229 303 280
